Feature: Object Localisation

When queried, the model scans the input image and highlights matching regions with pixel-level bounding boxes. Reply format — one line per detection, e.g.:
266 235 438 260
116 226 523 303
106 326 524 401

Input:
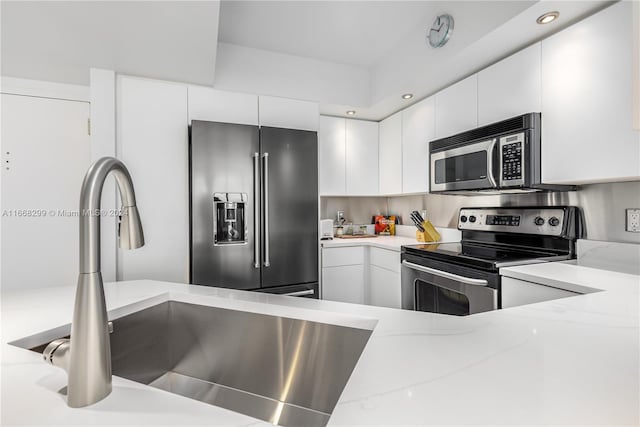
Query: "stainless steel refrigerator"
189 121 318 297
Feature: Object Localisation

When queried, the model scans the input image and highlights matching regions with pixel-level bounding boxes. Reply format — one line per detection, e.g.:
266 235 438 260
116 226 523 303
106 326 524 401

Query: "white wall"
214 42 371 108
89 69 118 282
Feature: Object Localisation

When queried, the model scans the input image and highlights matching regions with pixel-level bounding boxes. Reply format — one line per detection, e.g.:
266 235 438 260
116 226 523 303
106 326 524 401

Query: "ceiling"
1 0 614 121
0 1 220 86
219 1 438 67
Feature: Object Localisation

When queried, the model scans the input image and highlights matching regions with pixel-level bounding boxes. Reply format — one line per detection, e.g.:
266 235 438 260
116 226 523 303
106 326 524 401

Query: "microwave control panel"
499 133 525 187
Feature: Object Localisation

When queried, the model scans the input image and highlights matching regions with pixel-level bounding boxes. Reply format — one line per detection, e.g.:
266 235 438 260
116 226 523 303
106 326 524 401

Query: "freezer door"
260 127 318 288
190 121 260 289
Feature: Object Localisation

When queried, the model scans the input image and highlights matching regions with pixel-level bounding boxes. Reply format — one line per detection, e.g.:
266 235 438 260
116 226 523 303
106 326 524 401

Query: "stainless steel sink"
19 301 372 426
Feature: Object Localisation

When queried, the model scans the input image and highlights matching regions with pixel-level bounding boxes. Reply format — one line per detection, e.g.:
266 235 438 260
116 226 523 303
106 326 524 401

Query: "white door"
434 75 478 139
188 86 258 125
1 94 90 290
402 96 435 194
318 116 346 195
117 76 189 283
541 1 640 184
378 112 402 195
346 119 379 195
478 43 541 126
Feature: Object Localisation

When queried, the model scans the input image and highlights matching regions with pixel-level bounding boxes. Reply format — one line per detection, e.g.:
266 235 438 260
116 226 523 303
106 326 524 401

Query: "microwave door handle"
486 138 498 188
402 260 489 286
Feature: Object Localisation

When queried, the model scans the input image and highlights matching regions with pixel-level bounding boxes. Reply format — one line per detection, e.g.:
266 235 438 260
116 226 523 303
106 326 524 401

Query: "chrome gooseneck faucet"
43 157 144 408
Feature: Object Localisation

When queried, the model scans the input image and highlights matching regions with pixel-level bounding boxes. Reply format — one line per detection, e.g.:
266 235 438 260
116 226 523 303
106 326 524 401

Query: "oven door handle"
486 138 498 188
402 260 489 286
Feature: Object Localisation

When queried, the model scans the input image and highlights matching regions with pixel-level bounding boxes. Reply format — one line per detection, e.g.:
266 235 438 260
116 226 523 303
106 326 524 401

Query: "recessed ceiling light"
536 11 559 25
402 93 414 100
346 110 356 116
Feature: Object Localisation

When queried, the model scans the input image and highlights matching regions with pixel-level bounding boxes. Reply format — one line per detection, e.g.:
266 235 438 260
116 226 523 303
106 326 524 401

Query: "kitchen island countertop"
1 261 638 426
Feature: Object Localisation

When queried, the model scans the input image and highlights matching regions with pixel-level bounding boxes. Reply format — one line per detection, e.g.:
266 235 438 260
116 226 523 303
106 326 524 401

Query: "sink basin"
16 301 372 426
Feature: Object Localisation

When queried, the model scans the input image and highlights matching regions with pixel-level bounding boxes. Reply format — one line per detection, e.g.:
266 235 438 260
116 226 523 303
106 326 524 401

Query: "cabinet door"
117 76 189 283
318 116 346 195
402 97 434 193
322 265 365 304
188 86 258 125
378 112 403 194
346 119 379 195
541 1 640 184
258 96 319 131
478 43 541 126
369 265 401 309
501 277 578 308
434 75 478 139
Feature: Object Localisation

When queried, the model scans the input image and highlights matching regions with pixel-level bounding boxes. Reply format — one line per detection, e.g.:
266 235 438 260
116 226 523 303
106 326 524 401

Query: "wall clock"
428 14 454 48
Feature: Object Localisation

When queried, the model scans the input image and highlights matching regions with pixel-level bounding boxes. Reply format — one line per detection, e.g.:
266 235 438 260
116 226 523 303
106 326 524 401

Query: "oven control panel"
458 208 566 236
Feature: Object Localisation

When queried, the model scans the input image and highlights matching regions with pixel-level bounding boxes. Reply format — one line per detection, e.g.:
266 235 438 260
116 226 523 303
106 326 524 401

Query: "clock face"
428 14 454 48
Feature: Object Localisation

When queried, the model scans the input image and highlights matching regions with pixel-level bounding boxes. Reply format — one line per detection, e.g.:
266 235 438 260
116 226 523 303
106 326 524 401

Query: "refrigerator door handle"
262 152 270 267
253 152 260 268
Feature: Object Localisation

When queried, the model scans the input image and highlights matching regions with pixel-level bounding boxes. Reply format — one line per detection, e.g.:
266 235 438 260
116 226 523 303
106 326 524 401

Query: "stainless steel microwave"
429 113 575 193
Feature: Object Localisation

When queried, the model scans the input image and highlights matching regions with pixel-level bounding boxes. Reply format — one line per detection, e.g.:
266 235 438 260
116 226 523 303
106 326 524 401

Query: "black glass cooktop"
402 242 563 271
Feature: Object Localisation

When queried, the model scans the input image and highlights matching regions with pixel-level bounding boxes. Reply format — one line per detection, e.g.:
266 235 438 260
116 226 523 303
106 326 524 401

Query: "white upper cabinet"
346 119 379 195
378 112 402 194
402 96 435 194
258 95 319 131
319 116 346 195
541 1 640 184
188 86 258 125
434 75 478 139
478 43 541 126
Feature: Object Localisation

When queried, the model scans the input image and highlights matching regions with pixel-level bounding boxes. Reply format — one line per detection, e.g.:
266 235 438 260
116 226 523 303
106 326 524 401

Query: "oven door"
430 138 498 192
401 259 498 316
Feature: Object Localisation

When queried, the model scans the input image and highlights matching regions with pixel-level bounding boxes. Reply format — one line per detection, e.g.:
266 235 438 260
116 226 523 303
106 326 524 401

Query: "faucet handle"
43 338 70 372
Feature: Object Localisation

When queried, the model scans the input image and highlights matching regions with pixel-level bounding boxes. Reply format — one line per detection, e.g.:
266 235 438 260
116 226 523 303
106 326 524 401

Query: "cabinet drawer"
369 247 400 273
322 247 365 267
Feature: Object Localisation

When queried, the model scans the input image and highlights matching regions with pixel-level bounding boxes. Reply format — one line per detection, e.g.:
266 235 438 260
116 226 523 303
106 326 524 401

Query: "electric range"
401 206 582 316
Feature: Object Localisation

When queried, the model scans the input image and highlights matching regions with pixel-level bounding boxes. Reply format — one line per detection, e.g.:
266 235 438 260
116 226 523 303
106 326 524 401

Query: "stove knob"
468 215 477 223
534 216 545 226
460 215 468 223
548 217 560 227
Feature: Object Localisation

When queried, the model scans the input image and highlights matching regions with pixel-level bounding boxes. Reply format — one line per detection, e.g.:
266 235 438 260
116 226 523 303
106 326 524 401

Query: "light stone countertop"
1 260 638 425
320 226 462 251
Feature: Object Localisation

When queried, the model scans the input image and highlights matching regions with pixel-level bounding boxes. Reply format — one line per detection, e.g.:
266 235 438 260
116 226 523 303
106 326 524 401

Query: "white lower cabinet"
322 265 365 304
321 246 401 308
501 276 579 308
322 247 365 304
369 265 401 309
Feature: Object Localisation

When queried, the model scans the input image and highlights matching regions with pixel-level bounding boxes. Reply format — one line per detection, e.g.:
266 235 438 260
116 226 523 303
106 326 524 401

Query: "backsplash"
321 181 640 244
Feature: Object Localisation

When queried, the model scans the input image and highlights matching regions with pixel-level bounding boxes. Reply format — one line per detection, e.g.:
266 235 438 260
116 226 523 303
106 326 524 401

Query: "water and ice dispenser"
213 193 248 246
